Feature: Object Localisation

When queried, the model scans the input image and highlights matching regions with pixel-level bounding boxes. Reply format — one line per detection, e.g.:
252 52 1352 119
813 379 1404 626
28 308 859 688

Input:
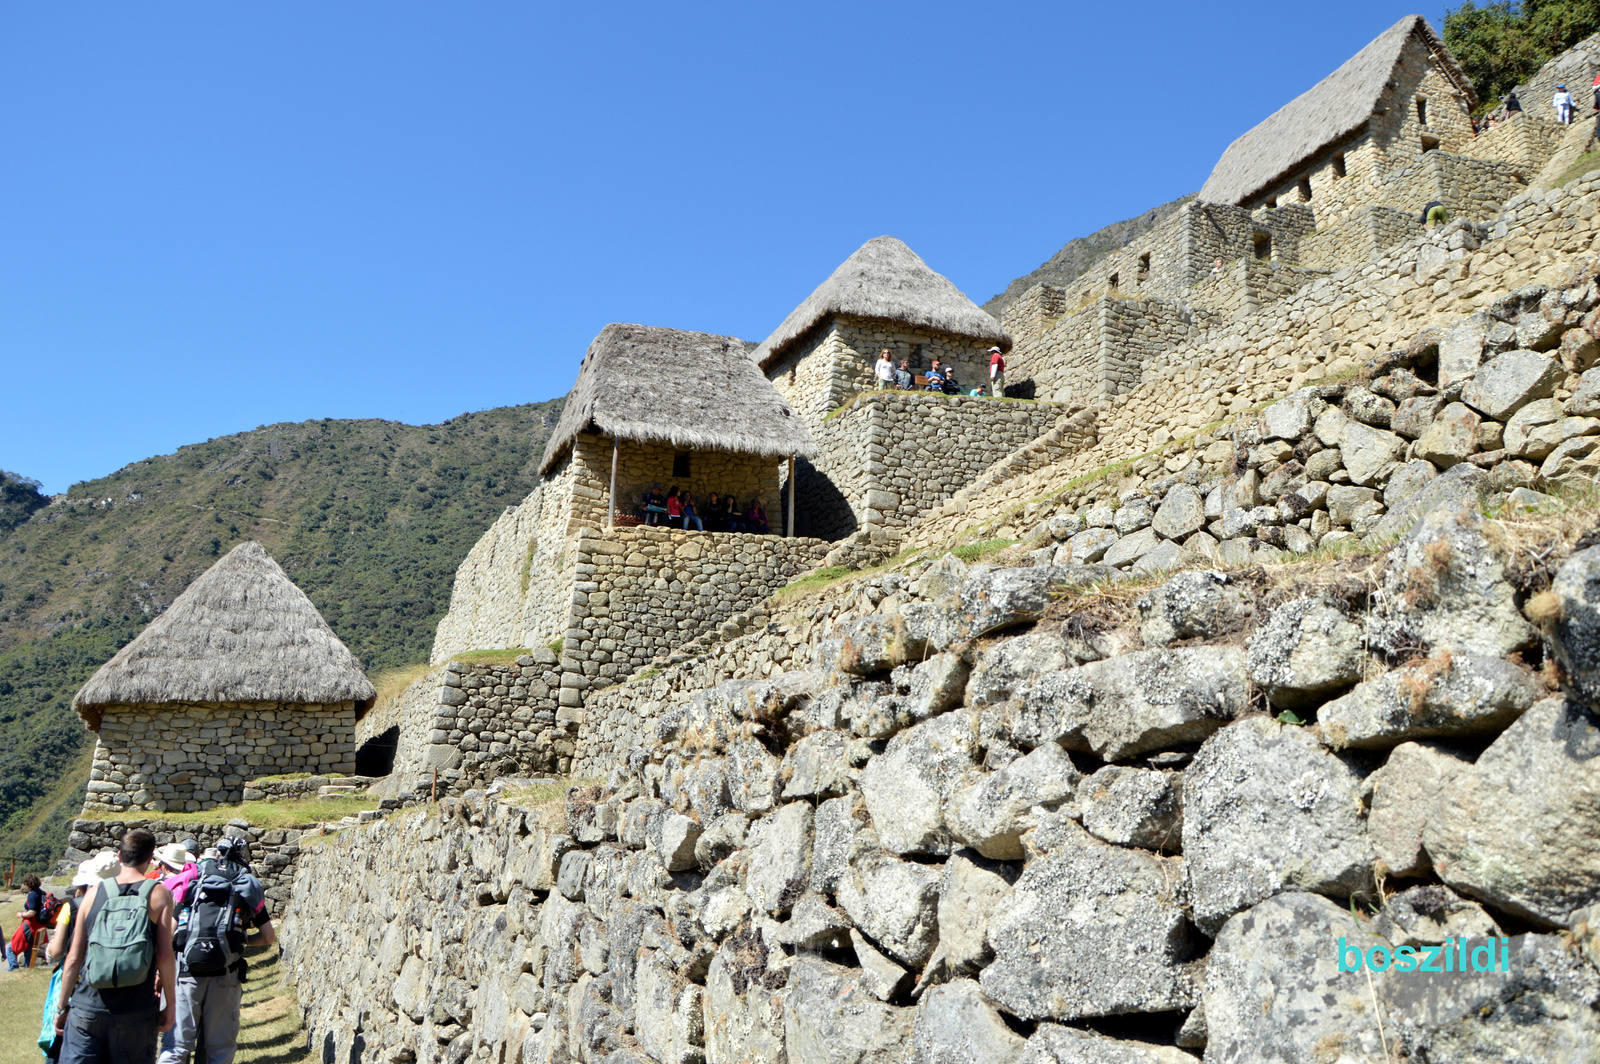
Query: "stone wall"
1470 113 1570 173
560 528 830 702
280 510 1600 1063
1299 205 1424 271
801 393 1064 539
1378 151 1528 223
82 702 357 814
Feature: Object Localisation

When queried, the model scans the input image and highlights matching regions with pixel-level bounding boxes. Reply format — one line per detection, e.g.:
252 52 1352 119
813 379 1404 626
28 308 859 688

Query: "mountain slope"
0 400 562 869
983 195 1195 318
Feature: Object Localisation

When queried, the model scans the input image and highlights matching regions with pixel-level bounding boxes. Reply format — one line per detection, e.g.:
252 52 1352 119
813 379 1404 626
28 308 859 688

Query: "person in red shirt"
666 487 684 529
988 346 1006 398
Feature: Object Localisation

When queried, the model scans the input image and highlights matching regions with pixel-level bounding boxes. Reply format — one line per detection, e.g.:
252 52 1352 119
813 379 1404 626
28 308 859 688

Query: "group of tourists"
10 828 275 1064
639 484 770 533
873 345 1006 397
1475 75 1600 132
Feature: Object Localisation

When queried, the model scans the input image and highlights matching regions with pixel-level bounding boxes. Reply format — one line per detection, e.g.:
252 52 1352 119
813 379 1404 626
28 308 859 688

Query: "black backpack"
175 858 251 976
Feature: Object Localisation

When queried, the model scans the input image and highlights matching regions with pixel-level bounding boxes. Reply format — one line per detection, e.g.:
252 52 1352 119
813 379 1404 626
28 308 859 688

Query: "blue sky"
2 2 1448 493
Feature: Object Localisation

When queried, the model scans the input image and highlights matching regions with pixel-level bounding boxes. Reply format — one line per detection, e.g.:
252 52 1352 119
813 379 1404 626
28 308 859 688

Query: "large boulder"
1424 694 1600 928
1202 892 1402 1064
1152 485 1206 540
1184 718 1375 935
1369 508 1536 657
909 980 1027 1064
1012 647 1247 760
1135 570 1251 648
956 567 1077 641
1368 462 1485 540
980 825 1197 1021
1339 421 1405 486
1247 597 1365 709
745 801 814 916
859 709 980 856
966 632 1074 707
1460 349 1562 420
1540 433 1600 484
1366 741 1471 878
704 939 787 1064
1316 653 1543 749
923 850 1017 981
835 848 942 969
1414 402 1482 467
944 743 1081 860
1021 1026 1197 1063
782 958 912 1064
1079 766 1183 852
1551 545 1600 704
634 950 705 1064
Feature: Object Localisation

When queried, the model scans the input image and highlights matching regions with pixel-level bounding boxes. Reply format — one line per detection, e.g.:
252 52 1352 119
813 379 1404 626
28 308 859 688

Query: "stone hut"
74 541 374 814
752 235 1012 427
538 322 818 533
1200 14 1479 227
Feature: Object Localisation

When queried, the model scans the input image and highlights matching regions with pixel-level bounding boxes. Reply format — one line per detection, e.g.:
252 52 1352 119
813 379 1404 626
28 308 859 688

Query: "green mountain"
0 400 562 871
982 195 1195 319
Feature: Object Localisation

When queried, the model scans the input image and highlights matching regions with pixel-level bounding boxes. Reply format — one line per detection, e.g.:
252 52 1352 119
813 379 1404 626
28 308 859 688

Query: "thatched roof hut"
73 541 375 727
1198 14 1477 207
750 236 1010 371
539 323 817 475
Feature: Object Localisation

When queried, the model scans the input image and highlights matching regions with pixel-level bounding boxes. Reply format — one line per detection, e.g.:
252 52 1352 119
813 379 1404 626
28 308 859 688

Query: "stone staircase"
1533 118 1599 189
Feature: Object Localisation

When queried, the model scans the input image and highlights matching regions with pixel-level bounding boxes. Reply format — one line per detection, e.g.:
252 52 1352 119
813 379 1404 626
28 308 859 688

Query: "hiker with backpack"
55 828 178 1064
157 835 275 1064
8 873 60 969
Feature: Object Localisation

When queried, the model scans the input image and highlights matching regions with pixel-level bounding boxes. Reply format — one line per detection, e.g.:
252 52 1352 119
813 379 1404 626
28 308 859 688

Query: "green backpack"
84 878 156 990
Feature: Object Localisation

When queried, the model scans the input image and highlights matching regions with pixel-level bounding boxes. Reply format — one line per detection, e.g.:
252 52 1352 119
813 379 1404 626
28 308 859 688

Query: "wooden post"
609 436 620 530
787 455 796 537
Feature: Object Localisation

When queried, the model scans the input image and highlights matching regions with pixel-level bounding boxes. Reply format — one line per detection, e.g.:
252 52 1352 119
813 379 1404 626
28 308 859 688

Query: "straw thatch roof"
1199 15 1477 207
539 323 817 475
73 541 375 724
751 236 1011 371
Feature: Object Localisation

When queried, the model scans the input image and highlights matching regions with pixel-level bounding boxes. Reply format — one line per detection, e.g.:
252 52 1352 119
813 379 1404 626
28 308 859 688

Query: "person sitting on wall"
643 484 669 526
895 359 913 390
705 493 723 531
1504 90 1522 114
874 349 895 390
746 499 770 535
1420 200 1449 228
722 495 745 533
923 360 946 391
680 491 704 531
941 364 961 395
666 487 683 528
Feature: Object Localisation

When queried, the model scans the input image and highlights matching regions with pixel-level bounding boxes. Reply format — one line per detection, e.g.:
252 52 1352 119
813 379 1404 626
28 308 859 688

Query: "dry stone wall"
1378 151 1528 223
280 512 1600 1063
82 702 357 814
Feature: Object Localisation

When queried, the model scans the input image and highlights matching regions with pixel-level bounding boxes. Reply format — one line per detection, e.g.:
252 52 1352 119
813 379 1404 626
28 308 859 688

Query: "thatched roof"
751 236 1011 370
74 541 375 723
1199 15 1477 207
539 323 817 475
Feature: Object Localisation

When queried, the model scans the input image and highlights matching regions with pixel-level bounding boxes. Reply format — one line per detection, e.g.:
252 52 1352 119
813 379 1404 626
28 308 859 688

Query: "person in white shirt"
874 349 894 390
1554 85 1575 124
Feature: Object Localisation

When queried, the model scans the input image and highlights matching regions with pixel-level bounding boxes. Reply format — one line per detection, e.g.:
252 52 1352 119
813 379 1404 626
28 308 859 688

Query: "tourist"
7 872 46 968
679 491 704 532
1420 200 1449 228
1593 72 1600 112
642 484 668 526
1504 90 1522 115
941 364 961 395
1211 258 1223 277
923 360 946 392
55 828 178 1064
1554 84 1575 125
157 836 274 1064
874 349 894 390
988 346 1005 398
722 495 744 533
746 499 770 535
705 493 723 532
666 487 683 529
895 359 913 390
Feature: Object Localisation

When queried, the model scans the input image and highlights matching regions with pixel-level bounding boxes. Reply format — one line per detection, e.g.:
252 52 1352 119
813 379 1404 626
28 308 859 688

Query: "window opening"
1253 232 1272 260
1417 98 1428 125
1332 153 1346 178
788 366 796 385
1108 272 1119 290
1421 135 1440 153
672 452 691 478
1265 196 1277 210
1138 253 1150 277
1297 176 1312 201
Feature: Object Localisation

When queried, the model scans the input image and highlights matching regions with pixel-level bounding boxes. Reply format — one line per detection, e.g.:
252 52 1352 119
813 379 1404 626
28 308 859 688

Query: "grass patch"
450 648 527 666
250 772 345 783
1555 150 1600 191
775 564 854 599
371 662 434 709
153 795 379 830
547 638 564 657
235 946 311 1063
952 539 1017 563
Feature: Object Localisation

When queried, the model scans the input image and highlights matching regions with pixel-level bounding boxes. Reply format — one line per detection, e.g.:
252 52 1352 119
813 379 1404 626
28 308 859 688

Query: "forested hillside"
0 400 561 870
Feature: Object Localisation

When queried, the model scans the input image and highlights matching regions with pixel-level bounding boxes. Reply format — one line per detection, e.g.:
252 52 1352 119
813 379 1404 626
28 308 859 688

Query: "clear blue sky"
2 2 1449 494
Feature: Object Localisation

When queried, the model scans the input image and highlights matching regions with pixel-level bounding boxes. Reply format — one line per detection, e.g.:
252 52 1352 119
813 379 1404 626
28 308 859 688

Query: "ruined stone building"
73 541 374 814
1002 13 1582 409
